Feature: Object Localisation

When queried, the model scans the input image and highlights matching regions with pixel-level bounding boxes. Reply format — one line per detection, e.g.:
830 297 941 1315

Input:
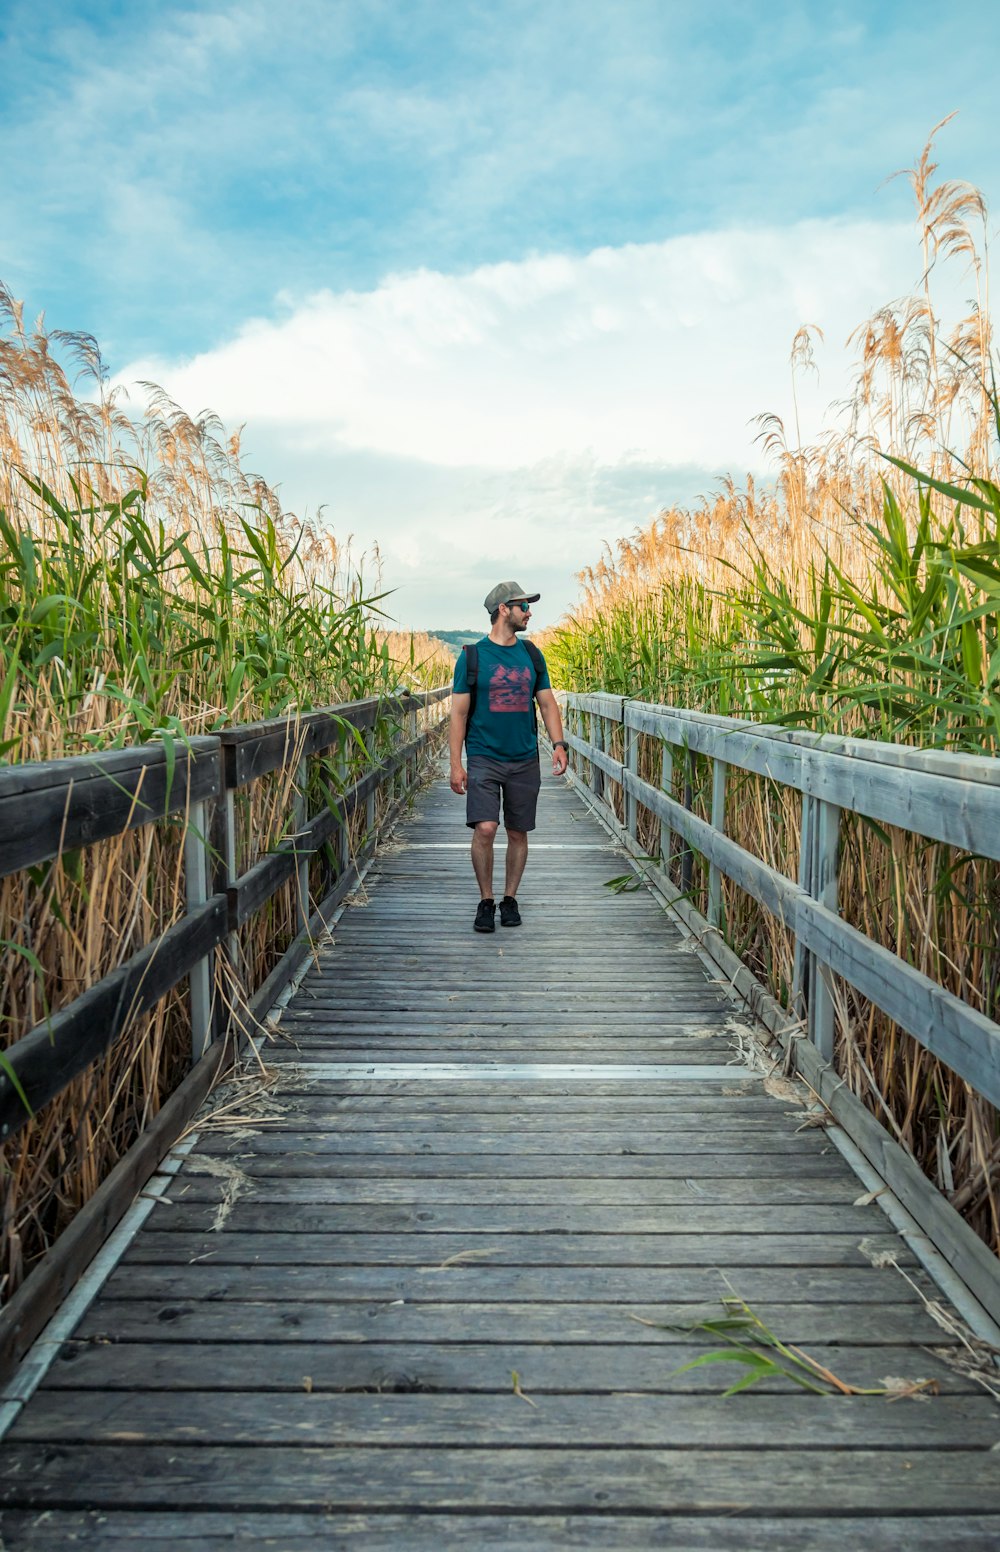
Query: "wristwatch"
552 740 569 751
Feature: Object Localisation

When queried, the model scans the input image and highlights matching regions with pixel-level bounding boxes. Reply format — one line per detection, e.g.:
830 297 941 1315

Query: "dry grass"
546 128 1000 1255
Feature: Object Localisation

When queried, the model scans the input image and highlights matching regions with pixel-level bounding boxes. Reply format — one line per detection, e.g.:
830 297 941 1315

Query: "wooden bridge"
2 692 1000 1547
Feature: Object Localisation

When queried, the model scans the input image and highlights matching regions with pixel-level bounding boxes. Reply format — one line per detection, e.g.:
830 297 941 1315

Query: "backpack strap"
524 639 544 689
524 640 545 735
462 642 479 724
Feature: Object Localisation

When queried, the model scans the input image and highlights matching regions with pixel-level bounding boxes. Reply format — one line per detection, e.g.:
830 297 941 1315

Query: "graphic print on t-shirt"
488 663 532 713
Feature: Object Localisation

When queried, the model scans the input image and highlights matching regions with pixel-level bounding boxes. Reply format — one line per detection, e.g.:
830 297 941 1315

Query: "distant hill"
425 629 482 657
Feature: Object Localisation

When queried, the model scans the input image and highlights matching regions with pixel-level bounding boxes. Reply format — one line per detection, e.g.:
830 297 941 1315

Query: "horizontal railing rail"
557 690 1000 1327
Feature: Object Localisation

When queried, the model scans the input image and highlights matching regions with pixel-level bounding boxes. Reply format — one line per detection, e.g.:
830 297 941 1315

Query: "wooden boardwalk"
2 769 1000 1548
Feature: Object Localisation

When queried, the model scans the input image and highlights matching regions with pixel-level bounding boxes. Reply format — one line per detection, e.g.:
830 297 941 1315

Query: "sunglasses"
506 600 531 611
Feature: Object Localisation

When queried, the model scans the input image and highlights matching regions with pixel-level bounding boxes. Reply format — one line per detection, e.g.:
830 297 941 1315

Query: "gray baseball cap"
484 581 541 613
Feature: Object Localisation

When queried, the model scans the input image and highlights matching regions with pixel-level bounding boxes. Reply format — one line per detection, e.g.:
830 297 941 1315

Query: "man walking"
450 582 569 933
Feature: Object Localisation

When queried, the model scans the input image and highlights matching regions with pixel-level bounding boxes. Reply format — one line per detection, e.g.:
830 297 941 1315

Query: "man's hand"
552 746 568 777
450 764 468 795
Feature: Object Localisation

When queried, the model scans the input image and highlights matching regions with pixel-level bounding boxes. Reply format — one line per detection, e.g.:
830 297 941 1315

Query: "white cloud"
117 216 959 626
121 218 925 472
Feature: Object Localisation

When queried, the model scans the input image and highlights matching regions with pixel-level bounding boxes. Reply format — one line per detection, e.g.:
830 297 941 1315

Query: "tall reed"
0 287 451 1299
546 130 1000 1253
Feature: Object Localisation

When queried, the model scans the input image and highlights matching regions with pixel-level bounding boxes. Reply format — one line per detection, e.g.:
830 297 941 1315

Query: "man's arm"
450 692 470 793
536 688 568 776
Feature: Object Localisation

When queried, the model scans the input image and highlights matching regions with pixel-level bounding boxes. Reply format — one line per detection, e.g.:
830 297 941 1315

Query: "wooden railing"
0 686 449 1375
558 691 1000 1327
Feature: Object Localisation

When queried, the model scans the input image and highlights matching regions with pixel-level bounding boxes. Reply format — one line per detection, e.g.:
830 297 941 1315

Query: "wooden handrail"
559 692 1000 1092
557 689 1000 1322
0 686 451 1138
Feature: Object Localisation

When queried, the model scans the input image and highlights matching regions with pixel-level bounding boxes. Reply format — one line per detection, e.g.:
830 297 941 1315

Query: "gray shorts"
466 755 541 832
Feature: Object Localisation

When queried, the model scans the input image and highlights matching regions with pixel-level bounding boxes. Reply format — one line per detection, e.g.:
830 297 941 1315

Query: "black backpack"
463 640 545 738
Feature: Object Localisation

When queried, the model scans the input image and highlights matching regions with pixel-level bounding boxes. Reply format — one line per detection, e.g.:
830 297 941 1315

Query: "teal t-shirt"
453 636 552 762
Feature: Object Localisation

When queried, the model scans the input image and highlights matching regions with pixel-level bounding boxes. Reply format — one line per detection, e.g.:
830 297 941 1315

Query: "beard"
511 616 529 632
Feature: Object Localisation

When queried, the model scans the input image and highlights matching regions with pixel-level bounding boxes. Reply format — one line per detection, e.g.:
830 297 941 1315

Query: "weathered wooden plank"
265 1050 736 1066
252 1096 797 1120
281 1012 733 1028
166 1152 850 1180
620 697 1000 878
799 745 1000 861
220 691 449 787
7 1514 1000 1552
275 1015 735 1031
284 1008 725 1030
14 1391 996 1448
567 691 624 719
169 1174 859 1205
6 1510 1000 1551
284 990 723 1008
266 1068 750 1087
43 1339 970 1396
0 895 228 1137
101 1263 928 1308
604 695 1000 787
0 738 222 877
294 972 720 990
3 1445 998 1512
263 1054 738 1072
189 1130 826 1157
135 1202 890 1240
73 1300 948 1345
261 1080 762 1097
122 1228 909 1269
193 1142 844 1173
221 701 374 786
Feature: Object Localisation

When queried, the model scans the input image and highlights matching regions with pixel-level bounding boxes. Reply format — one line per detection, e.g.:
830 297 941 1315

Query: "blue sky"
2 1 998 626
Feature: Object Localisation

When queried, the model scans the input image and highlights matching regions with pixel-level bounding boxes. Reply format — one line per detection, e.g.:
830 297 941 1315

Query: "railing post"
406 697 418 788
680 748 694 897
793 792 816 1019
211 783 239 1038
564 698 577 778
707 758 728 930
659 739 673 874
810 798 840 1063
365 762 376 844
582 706 591 787
293 755 310 935
593 711 605 803
336 729 350 879
184 800 212 1063
624 708 639 841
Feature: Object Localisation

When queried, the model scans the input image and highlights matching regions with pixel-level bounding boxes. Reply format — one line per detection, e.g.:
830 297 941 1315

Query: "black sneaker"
499 895 521 927
474 898 496 933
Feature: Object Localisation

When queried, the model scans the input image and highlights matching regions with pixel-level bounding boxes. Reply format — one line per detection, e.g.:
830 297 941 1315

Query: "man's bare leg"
504 828 528 898
471 820 498 899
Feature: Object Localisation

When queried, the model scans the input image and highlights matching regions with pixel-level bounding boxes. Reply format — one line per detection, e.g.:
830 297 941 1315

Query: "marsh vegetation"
548 133 1000 1254
0 286 450 1297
